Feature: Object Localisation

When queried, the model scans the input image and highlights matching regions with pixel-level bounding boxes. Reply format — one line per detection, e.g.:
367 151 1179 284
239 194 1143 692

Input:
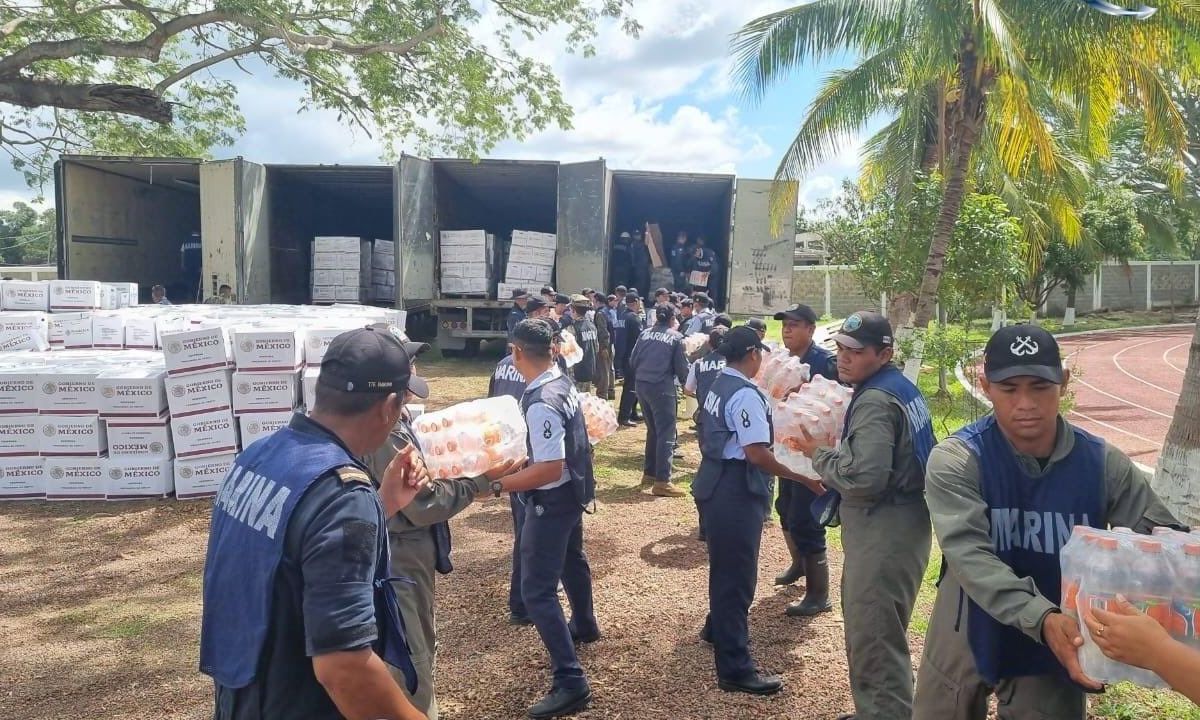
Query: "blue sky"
0 1 869 211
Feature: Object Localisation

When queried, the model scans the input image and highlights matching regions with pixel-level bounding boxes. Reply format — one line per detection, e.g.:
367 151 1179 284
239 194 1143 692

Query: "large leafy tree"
0 1 639 186
733 0 1198 337
0 200 53 264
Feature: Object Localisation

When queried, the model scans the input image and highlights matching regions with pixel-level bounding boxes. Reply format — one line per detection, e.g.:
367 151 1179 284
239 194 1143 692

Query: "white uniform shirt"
523 364 571 490
718 367 772 460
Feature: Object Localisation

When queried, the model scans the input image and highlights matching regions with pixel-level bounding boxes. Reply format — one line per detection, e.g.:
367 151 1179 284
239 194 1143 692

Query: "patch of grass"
911 541 942 636
1092 683 1200 720
95 615 152 639
52 608 99 628
916 366 986 441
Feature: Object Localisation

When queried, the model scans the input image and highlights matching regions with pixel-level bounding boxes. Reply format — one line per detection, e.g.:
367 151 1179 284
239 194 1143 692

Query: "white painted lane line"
1163 341 1190 375
1072 377 1174 419
1111 337 1182 398
1069 410 1162 446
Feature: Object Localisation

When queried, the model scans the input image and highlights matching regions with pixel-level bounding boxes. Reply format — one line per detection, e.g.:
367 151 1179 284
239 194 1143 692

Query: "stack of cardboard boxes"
310 236 370 304
440 230 494 296
371 239 395 302
499 230 556 298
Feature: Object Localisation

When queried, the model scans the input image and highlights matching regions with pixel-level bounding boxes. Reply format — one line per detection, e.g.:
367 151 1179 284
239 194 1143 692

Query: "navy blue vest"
812 364 935 526
522 371 595 506
693 351 726 421
392 415 454 576
632 324 683 386
489 355 528 401
800 342 839 382
693 371 773 514
200 427 417 692
571 317 599 383
956 416 1106 684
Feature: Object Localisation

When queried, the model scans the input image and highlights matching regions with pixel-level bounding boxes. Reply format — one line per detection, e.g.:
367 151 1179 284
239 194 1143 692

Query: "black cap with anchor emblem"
984 325 1064 384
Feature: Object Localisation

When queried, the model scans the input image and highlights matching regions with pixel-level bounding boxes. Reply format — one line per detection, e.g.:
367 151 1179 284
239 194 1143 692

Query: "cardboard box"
104 457 173 499
312 251 341 269
0 370 39 414
39 415 107 457
440 245 480 264
165 369 232 417
372 252 395 270
440 277 490 294
0 324 49 352
497 282 533 300
335 253 362 271
371 269 394 286
302 326 356 366
511 230 558 250
239 410 294 449
91 314 126 349
103 282 138 308
340 269 362 287
49 312 94 349
171 410 239 459
49 280 103 311
0 415 38 457
153 314 187 348
232 371 299 415
442 262 488 279
440 229 487 247
232 328 304 373
0 312 48 344
313 268 342 286
374 239 394 255
45 457 107 500
370 285 395 302
313 236 361 253
161 326 231 376
124 316 158 349
334 286 364 302
508 245 555 266
106 414 172 457
311 286 337 303
2 280 50 311
174 453 234 499
37 368 100 415
302 366 319 409
96 367 168 418
0 457 44 500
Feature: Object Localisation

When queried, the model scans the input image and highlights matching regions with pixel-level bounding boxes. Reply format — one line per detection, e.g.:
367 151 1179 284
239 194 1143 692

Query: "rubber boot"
651 481 686 498
786 552 833 616
774 533 804 586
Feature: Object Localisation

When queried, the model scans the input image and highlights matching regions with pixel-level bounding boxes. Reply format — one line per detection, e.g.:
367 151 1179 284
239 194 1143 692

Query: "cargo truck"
55 154 797 351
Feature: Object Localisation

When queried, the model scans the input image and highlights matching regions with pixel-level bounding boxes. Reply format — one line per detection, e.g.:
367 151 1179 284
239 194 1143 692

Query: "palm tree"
733 0 1197 335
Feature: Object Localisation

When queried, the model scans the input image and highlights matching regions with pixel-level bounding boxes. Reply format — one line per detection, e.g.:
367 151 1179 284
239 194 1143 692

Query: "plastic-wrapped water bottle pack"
558 331 583 367
579 394 618 445
412 396 528 479
773 376 852 477
1062 525 1200 687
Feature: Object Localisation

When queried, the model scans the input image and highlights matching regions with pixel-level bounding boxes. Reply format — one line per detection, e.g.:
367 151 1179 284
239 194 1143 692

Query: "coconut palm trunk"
1155 316 1200 527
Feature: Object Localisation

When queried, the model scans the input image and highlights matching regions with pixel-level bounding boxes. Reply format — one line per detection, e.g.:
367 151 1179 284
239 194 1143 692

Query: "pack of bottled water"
682 332 709 359
579 394 617 445
753 346 812 401
1062 526 1200 687
412 396 527 480
772 376 853 477
558 330 582 367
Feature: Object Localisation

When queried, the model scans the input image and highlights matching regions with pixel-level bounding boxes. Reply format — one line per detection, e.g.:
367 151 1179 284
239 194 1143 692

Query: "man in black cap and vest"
508 289 530 340
490 318 598 719
591 292 613 400
616 293 643 427
695 326 825 695
554 293 573 330
790 311 936 720
566 295 599 394
200 324 429 720
629 303 689 497
771 303 839 618
488 345 535 627
365 334 521 719
913 325 1184 720
686 294 716 338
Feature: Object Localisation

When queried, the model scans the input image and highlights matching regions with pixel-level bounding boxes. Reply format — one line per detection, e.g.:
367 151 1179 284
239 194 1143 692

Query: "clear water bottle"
1173 542 1200 651
1125 538 1173 687
1081 536 1126 683
1060 527 1097 622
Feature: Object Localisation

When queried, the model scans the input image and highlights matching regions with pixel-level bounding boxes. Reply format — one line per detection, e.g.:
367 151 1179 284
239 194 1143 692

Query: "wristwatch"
490 479 504 498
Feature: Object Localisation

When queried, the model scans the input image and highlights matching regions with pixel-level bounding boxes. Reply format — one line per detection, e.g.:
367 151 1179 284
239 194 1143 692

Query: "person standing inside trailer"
912 325 1185 720
152 284 172 305
695 326 826 696
669 231 691 291
629 303 690 498
688 238 716 295
567 295 599 395
630 230 653 299
611 233 633 290
364 333 521 719
490 319 599 719
200 326 428 720
771 303 839 618
788 311 935 720
507 289 530 340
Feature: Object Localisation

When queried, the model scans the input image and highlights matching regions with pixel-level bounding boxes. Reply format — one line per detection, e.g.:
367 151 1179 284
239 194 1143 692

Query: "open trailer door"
200 157 270 303
727 178 797 316
556 159 608 294
396 154 437 308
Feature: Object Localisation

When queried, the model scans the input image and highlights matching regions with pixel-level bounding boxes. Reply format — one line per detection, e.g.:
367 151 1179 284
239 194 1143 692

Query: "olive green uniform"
366 433 487 720
811 389 931 720
913 417 1184 720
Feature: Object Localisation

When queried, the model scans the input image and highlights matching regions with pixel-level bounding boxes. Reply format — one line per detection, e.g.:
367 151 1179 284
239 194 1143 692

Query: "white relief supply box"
50 312 94 349
39 415 107 457
124 315 158 349
302 366 319 409
239 411 294 449
37 368 100 415
91 313 126 349
161 326 232 376
510 230 558 250
312 252 340 269
44 456 107 500
106 414 172 457
0 415 38 456
371 269 394 286
374 239 394 255
372 251 394 270
0 369 39 414
232 328 304 373
497 282 532 300
0 320 49 352
334 287 364 302
174 453 235 499
0 312 48 344
311 286 337 303
165 369 233 417
340 269 362 287
96 367 168 418
440 245 480 263
302 325 358 365
441 262 488 279
49 280 103 311
0 457 45 499
335 253 361 271
313 268 342 286
313 236 361 254
508 245 556 266
104 282 139 308
232 372 299 415
440 229 487 247
441 277 489 294
171 410 239 459
2 280 50 311
370 285 395 302
104 457 173 499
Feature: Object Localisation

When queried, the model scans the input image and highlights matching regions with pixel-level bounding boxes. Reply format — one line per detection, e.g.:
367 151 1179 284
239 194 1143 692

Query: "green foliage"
0 202 54 265
846 175 1026 321
807 179 870 265
0 1 640 189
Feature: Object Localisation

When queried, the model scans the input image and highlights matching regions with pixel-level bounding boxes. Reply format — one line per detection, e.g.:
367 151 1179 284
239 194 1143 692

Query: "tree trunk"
1155 315 1200 527
1064 284 1077 326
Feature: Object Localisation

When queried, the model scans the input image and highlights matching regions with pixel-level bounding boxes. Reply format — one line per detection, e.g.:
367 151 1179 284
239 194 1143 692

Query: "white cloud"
799 175 839 209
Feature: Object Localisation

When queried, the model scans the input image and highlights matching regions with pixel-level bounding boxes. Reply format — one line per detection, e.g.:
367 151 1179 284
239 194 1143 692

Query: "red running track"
1054 325 1193 466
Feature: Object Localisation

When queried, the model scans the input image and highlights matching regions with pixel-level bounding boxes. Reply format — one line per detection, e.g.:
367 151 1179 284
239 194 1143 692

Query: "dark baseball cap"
582 288 594 296
746 318 768 333
655 287 669 297
625 294 640 305
554 293 570 305
526 297 547 311
774 303 818 324
510 288 529 299
693 293 712 307
615 285 627 293
541 285 555 295
606 294 617 302
680 298 694 307
833 311 893 350
984 325 1064 384
714 313 733 329
717 325 769 357
318 325 429 399
655 304 676 324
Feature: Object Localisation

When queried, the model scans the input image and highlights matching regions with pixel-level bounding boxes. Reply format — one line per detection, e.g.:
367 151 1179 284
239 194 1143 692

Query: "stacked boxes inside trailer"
440 230 494 296
500 230 557 296
0 283 403 501
310 236 370 304
371 239 395 302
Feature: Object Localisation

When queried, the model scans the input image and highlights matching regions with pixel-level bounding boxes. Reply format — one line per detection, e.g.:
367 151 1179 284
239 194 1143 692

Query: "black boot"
774 533 804 586
528 685 592 718
786 551 833 617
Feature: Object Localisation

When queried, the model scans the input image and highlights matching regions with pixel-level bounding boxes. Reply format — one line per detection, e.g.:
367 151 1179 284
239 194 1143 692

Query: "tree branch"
154 41 265 93
260 16 445 56
0 80 171 122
